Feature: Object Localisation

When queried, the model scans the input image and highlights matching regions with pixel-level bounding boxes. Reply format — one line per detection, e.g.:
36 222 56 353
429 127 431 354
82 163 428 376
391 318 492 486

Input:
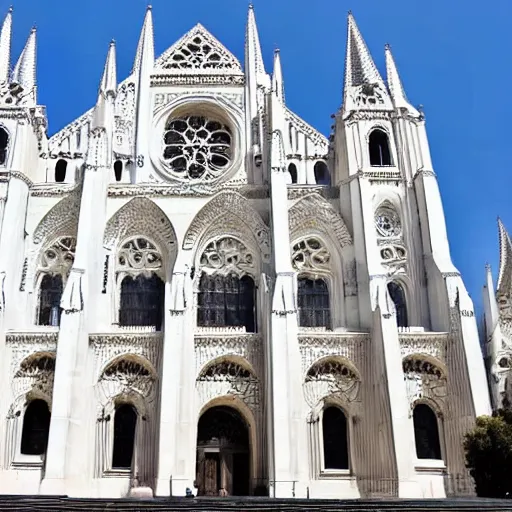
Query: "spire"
245 4 265 79
92 40 117 129
132 5 154 75
497 218 512 296
385 44 419 116
272 49 284 103
12 26 36 103
342 13 391 113
0 7 12 83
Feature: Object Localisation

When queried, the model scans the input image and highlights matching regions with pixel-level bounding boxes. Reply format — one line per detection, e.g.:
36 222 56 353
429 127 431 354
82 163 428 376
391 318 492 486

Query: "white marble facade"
0 5 491 501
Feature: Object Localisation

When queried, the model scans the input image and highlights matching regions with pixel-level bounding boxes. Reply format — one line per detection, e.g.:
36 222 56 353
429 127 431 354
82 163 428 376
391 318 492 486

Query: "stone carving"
379 243 407 274
303 357 361 407
375 204 401 237
103 197 177 254
287 186 339 201
117 237 163 277
33 189 81 245
289 194 352 249
344 259 357 297
351 83 386 108
154 91 244 111
12 352 56 401
402 355 447 410
399 333 448 362
292 237 331 273
102 255 109 294
114 82 135 154
183 191 270 260
157 24 243 74
19 258 28 291
162 115 232 181
30 183 78 198
151 74 245 87
39 237 76 274
200 237 255 277
197 359 260 410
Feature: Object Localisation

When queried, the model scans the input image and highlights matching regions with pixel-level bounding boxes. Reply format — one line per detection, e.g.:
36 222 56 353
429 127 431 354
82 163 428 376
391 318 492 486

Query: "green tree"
464 409 512 498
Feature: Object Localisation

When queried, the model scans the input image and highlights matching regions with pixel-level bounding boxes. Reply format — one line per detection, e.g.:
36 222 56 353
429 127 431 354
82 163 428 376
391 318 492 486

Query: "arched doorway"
196 405 250 496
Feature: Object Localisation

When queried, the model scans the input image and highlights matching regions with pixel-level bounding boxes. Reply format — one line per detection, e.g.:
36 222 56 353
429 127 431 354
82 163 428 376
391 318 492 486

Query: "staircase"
0 496 511 511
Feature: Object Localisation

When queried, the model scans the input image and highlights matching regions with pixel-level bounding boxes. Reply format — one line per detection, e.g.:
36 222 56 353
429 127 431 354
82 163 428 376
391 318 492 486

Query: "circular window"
162 115 232 181
375 206 401 237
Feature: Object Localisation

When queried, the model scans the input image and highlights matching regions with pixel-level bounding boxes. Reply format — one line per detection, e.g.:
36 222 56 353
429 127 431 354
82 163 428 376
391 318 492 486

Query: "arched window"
314 161 330 185
322 406 349 470
20 399 51 456
113 160 123 182
297 277 330 328
197 274 255 332
119 274 165 329
0 127 8 165
387 281 408 328
288 163 298 184
369 129 392 166
38 274 63 326
55 159 67 183
413 403 442 460
112 403 138 469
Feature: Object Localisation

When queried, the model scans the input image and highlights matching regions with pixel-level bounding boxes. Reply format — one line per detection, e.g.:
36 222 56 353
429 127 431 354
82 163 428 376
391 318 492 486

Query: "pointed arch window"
297 277 330 328
0 127 9 165
117 237 165 329
197 237 257 332
55 159 68 182
322 406 349 470
20 399 51 456
314 161 330 185
37 237 76 326
112 403 138 469
113 160 123 182
369 129 392 166
288 163 298 184
413 403 442 460
387 281 408 328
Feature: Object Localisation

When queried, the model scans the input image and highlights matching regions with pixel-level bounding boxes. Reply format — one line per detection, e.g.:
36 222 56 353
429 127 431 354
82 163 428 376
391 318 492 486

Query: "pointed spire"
343 13 391 113
92 40 117 129
497 218 512 296
385 44 419 116
272 49 284 103
132 5 154 75
12 26 36 102
245 4 265 77
0 7 13 83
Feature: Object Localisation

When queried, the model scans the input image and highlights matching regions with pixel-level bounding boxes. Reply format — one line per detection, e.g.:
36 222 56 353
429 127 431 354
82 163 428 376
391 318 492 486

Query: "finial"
385 43 391 50
110 38 116 45
8 6 13 13
31 24 36 32
147 4 152 10
249 2 254 9
486 263 492 272
348 10 353 16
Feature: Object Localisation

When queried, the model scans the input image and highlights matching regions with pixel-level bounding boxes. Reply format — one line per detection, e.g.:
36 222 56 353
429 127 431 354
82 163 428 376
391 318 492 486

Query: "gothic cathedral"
0 5 491 500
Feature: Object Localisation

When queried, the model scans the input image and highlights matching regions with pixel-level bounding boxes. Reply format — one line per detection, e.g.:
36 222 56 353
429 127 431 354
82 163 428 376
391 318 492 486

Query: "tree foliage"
464 409 512 498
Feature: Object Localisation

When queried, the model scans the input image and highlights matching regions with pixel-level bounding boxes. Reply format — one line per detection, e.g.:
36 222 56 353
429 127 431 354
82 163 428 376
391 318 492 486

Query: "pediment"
155 23 243 74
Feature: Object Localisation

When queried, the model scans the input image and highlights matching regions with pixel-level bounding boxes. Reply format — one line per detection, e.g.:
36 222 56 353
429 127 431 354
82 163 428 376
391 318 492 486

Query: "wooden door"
203 453 220 496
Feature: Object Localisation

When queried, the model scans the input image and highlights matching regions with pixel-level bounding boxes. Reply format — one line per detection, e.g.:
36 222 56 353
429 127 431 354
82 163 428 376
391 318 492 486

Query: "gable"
155 24 243 74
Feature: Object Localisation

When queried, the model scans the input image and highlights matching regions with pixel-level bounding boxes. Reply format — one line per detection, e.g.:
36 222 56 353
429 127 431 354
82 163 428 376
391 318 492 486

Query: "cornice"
6 330 59 345
89 332 163 348
151 73 245 87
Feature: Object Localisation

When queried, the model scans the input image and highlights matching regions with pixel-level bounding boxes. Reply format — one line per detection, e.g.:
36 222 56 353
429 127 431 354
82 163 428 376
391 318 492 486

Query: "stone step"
0 496 511 511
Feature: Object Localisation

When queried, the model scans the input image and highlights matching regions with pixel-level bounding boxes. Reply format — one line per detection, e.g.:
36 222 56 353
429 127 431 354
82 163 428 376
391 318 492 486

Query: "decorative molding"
6 331 59 345
154 91 244 111
30 183 78 198
399 333 449 362
287 186 339 200
89 333 163 349
151 74 244 87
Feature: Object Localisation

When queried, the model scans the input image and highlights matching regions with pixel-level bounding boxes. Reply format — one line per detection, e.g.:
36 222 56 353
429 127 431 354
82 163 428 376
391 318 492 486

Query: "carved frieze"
287 186 339 201
154 91 244 111
399 333 448 362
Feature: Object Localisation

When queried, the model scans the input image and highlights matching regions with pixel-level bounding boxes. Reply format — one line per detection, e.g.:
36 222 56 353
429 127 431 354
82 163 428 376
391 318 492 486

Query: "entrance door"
232 452 250 496
203 452 220 496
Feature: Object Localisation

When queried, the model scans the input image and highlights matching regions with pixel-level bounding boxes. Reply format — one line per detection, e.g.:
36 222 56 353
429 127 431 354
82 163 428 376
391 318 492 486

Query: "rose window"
163 115 232 180
375 206 401 237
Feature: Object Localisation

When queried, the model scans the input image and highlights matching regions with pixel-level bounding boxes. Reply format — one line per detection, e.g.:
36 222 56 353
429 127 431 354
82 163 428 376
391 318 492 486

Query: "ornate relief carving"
399 333 448 362
200 237 255 277
194 335 262 377
151 74 245 87
197 360 260 410
303 358 361 407
156 24 243 74
351 83 386 108
154 91 244 111
375 204 401 237
292 237 330 273
344 260 357 297
117 237 163 277
287 186 339 201
30 183 78 198
103 197 176 253
183 191 270 260
114 82 135 154
289 194 352 249
12 352 56 401
33 189 81 245
39 237 76 274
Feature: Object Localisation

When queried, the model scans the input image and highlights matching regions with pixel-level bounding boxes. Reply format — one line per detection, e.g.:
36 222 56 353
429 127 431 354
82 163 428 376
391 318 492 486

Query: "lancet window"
322 406 349 470
0 126 8 165
288 163 298 184
314 161 331 186
292 237 331 328
117 237 165 329
163 115 232 181
369 128 392 166
37 237 76 326
413 403 442 460
20 399 51 456
197 237 256 331
387 281 408 328
55 159 67 182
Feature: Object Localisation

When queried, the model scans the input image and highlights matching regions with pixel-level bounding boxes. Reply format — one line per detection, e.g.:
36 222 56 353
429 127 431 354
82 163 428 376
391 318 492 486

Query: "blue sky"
6 0 512 316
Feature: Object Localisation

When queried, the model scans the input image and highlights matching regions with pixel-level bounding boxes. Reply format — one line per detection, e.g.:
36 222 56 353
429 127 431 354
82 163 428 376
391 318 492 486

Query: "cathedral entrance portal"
196 406 251 496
